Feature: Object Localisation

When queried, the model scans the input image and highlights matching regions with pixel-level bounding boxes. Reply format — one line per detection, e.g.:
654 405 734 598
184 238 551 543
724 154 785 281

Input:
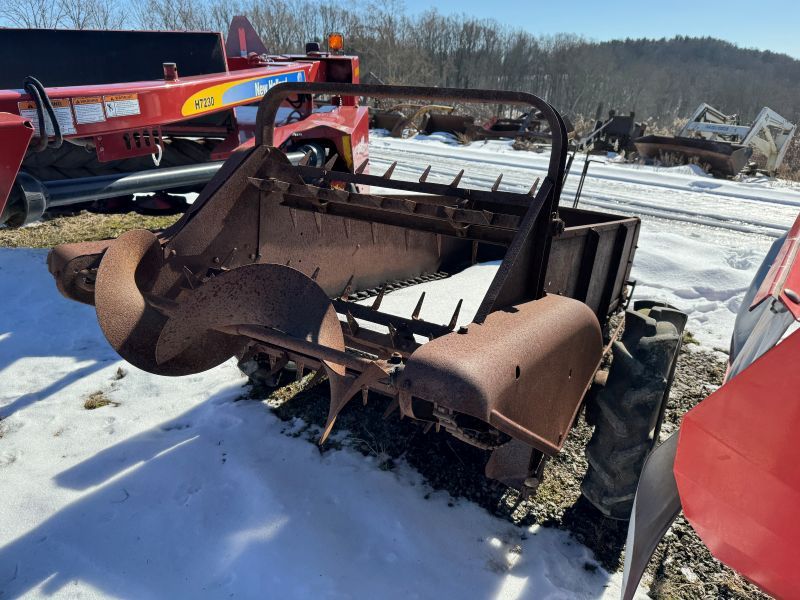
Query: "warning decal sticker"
18 98 77 136
104 94 141 118
72 96 106 124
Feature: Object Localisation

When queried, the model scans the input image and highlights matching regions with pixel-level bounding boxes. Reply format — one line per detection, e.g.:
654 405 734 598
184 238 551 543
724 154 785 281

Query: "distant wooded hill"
3 0 799 124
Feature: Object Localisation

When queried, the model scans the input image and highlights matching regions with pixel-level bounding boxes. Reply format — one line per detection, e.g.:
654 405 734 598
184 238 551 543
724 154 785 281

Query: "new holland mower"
0 18 366 226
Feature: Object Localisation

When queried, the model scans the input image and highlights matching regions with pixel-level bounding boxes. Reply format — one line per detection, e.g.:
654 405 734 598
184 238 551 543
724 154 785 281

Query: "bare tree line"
3 0 800 125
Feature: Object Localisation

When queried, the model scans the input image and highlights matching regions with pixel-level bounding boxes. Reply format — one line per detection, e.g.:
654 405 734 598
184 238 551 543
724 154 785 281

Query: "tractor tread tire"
581 307 683 520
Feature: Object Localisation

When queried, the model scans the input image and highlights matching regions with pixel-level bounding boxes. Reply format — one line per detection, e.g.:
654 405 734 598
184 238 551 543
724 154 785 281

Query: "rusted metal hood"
400 294 602 455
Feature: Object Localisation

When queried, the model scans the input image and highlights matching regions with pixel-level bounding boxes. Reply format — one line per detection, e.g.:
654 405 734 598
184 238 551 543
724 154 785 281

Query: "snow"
0 249 638 598
3 132 800 598
355 261 500 336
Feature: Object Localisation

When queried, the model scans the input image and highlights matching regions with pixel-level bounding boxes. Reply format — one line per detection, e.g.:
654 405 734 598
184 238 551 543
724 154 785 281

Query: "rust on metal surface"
48 83 640 493
633 134 752 177
399 294 603 455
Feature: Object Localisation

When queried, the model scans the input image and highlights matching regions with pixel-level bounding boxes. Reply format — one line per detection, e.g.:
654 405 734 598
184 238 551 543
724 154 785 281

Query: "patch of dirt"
252 344 769 599
0 211 179 249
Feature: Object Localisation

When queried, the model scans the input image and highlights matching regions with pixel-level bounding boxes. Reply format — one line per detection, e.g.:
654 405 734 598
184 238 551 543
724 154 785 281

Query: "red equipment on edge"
622 213 800 599
0 17 368 226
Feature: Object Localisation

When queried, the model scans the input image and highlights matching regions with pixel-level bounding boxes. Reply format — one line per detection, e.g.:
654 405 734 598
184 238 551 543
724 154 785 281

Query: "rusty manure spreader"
48 82 686 521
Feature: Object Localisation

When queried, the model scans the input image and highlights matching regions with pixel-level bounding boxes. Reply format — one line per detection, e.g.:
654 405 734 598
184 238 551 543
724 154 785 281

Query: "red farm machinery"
0 18 366 227
622 213 800 599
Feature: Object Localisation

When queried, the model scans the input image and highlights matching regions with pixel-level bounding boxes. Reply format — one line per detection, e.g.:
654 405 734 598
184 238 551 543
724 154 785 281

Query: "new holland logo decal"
181 70 306 116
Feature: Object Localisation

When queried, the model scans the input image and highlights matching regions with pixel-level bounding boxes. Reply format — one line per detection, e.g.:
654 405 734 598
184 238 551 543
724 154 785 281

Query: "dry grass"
776 134 800 181
83 391 120 410
0 211 179 249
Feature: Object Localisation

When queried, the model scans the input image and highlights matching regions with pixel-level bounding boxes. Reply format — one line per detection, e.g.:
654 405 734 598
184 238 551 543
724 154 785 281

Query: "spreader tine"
355 159 369 174
491 173 503 192
320 362 388 444
382 161 397 179
528 177 540 196
324 153 338 171
371 284 387 310
182 265 197 289
387 323 399 348
362 387 369 406
449 169 464 188
299 149 313 166
310 266 320 281
447 299 463 330
411 291 426 320
346 311 360 335
295 361 305 382
340 274 354 299
382 397 400 419
306 368 327 389
419 165 432 182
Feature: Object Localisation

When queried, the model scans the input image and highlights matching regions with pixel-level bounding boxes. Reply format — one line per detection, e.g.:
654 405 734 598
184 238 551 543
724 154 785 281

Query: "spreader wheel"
581 301 687 520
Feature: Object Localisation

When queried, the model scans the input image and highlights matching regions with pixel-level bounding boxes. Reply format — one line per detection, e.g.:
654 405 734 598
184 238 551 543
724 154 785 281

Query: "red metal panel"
751 213 800 319
272 106 370 168
0 112 34 216
674 329 800 599
0 63 320 140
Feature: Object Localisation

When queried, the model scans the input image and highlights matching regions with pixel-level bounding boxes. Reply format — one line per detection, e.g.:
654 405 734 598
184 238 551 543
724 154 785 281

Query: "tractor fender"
399 293 603 455
0 112 35 225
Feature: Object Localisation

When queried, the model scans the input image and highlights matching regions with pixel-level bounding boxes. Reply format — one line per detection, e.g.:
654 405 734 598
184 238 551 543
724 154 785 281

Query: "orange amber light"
327 32 344 53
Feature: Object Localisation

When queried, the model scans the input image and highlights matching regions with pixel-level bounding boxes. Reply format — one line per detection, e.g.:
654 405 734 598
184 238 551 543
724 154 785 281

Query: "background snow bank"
0 249 639 599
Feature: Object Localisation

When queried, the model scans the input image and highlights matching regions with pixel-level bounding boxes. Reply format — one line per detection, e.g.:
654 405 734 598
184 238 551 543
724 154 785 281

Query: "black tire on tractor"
21 138 215 182
581 301 687 520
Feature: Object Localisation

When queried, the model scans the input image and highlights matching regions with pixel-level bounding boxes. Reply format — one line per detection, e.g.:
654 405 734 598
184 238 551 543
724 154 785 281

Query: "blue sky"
402 0 800 59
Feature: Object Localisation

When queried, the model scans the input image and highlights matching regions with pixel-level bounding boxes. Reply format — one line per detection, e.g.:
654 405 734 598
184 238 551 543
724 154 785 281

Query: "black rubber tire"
581 304 684 520
21 138 214 182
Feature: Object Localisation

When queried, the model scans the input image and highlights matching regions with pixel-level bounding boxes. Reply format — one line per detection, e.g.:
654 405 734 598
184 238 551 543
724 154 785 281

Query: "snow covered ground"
2 134 799 599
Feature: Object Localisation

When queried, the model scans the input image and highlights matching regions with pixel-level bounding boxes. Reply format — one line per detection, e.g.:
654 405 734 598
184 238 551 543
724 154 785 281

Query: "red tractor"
623 213 800 599
0 18 367 227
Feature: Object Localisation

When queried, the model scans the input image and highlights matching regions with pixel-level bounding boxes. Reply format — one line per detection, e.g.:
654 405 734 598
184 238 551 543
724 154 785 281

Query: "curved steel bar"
255 82 568 198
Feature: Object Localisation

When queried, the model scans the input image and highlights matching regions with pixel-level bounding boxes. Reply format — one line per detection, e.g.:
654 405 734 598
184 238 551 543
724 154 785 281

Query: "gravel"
254 342 770 600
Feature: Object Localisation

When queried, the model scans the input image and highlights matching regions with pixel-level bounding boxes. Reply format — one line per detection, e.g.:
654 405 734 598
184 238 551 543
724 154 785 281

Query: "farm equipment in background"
465 111 575 143
635 102 796 178
0 17 366 227
369 103 457 138
48 82 687 522
579 110 646 155
622 213 800 599
369 103 574 143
